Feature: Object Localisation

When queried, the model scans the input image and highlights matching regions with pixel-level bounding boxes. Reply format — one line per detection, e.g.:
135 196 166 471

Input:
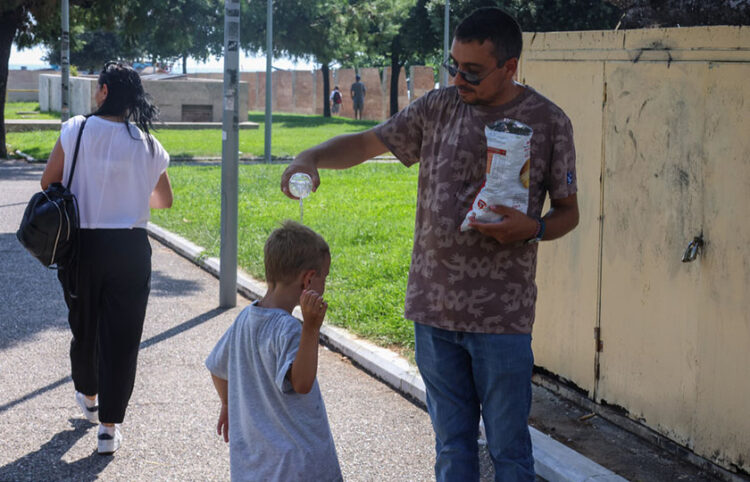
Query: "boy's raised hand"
300 289 327 330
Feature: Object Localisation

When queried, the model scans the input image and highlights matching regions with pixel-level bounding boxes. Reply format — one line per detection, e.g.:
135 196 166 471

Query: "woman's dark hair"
454 8 523 66
91 61 159 153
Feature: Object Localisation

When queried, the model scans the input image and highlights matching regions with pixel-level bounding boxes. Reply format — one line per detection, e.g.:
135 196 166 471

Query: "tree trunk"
182 54 187 74
321 62 330 118
389 49 401 118
0 8 22 159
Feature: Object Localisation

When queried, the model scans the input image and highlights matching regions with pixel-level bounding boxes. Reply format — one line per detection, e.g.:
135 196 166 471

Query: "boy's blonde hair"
264 220 330 284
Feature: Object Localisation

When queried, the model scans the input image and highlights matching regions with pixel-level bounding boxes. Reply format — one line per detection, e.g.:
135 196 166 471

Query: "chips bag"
460 118 533 232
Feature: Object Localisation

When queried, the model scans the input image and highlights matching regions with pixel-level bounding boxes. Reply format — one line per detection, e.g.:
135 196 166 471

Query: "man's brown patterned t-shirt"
373 85 577 334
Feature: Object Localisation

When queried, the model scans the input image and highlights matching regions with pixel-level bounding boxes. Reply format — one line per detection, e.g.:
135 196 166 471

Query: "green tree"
426 0 621 36
1 5 27 159
346 0 439 116
606 0 749 28
0 0 115 158
43 30 131 73
42 0 224 74
241 0 358 117
2 0 225 158
348 0 621 117
119 0 223 73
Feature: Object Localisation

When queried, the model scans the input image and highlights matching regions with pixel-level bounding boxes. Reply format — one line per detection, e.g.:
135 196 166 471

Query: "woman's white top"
60 115 170 229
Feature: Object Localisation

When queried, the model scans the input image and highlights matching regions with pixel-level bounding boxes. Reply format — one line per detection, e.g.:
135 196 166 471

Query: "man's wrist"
525 217 545 244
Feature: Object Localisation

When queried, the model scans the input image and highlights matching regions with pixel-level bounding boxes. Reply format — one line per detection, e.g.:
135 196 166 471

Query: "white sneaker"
97 424 122 455
75 391 99 423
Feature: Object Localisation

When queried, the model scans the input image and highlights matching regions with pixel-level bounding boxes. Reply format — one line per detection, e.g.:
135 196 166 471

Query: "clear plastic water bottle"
288 172 313 222
289 172 312 199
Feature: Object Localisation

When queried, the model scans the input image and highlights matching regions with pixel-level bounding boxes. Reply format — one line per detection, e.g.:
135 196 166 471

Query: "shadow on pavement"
0 375 72 415
0 232 68 351
0 201 30 209
138 307 228 349
150 269 203 297
0 162 45 182
0 308 226 415
1 232 218 350
0 418 111 482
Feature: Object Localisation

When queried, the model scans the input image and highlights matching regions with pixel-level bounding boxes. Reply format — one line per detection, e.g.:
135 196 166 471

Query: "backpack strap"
66 117 88 189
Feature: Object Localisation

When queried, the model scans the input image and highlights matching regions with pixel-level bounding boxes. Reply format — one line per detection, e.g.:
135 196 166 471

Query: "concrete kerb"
146 221 627 482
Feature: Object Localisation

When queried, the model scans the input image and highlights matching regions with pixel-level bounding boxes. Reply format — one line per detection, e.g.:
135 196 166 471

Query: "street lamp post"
61 0 70 121
264 0 273 164
219 0 241 308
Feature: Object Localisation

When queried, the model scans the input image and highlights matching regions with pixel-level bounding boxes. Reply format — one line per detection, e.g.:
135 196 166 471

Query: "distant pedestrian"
330 86 343 115
206 221 342 482
350 74 366 120
40 61 173 455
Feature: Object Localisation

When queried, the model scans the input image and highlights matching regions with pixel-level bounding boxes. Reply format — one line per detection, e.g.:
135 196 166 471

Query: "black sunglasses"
442 58 507 86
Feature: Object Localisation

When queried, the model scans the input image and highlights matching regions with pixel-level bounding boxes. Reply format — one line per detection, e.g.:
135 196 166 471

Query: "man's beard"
457 87 476 103
458 87 489 106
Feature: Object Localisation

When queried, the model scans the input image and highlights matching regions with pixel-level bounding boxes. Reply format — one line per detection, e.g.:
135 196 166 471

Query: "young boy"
206 221 342 481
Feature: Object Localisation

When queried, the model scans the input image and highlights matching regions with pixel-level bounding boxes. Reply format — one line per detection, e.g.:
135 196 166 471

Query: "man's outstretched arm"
281 129 388 199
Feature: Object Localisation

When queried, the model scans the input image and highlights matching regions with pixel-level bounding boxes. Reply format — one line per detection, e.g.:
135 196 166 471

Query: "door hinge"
594 327 604 352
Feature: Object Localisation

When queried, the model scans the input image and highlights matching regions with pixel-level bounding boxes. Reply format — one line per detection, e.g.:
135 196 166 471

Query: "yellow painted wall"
523 26 750 474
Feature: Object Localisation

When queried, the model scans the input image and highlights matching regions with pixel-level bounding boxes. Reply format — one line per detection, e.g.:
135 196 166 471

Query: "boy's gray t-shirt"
206 302 342 481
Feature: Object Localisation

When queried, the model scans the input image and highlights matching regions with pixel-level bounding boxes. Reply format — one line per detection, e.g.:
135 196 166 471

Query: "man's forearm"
542 196 579 241
298 130 387 170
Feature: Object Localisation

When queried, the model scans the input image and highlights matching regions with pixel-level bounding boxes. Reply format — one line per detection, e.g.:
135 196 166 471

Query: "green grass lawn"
4 130 58 160
5 109 378 160
159 112 378 158
150 162 418 350
4 102 60 120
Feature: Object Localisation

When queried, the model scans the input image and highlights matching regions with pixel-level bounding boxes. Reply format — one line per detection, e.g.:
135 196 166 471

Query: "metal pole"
264 0 273 164
61 0 70 122
219 0 241 308
442 0 450 88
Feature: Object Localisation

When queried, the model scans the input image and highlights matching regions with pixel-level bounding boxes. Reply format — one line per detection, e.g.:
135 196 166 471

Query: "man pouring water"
281 8 579 481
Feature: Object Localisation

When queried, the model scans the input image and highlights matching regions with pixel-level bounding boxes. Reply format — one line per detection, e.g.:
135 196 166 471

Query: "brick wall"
192 66 434 120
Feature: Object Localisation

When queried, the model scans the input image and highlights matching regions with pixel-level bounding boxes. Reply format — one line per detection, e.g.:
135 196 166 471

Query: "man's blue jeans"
414 322 535 482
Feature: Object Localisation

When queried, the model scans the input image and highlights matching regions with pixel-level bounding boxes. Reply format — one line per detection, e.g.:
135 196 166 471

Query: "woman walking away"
41 61 173 455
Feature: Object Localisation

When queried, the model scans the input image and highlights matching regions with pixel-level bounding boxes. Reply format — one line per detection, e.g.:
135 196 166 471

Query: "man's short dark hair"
454 7 523 66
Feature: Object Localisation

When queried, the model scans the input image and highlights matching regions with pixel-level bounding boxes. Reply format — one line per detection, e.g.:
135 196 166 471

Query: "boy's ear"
300 269 316 290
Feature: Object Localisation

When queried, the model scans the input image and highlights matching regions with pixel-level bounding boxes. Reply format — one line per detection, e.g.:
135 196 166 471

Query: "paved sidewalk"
0 161 438 481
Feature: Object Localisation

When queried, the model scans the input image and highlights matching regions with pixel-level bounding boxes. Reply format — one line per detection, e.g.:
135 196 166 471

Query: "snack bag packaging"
460 118 533 232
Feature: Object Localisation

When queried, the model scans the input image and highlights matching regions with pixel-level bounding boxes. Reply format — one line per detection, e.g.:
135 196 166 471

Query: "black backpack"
17 118 87 268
